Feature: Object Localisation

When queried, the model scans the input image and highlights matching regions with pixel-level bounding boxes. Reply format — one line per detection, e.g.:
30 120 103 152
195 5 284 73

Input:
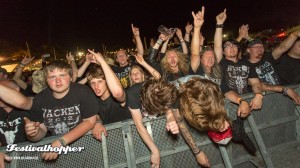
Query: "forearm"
181 40 188 54
139 61 161 80
99 56 125 101
135 120 159 153
160 39 170 54
78 61 91 77
171 109 201 154
191 26 201 72
272 33 299 59
134 35 144 56
12 66 27 90
0 84 32 110
214 26 224 63
224 90 242 104
61 116 96 145
261 83 283 92
78 77 87 85
69 60 78 81
184 32 190 42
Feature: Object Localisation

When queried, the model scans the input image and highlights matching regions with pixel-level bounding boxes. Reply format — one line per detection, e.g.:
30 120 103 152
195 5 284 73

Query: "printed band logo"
6 144 85 155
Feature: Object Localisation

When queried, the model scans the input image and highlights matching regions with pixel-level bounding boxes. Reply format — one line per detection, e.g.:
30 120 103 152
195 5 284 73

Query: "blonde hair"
129 65 145 86
179 77 229 132
160 49 189 75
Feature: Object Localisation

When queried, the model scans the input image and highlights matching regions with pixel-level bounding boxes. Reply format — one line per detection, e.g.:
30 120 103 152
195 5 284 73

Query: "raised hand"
192 6 205 28
66 52 75 62
175 28 183 39
24 117 40 138
135 53 145 65
185 22 193 34
238 24 250 39
216 9 227 24
21 56 34 66
131 24 140 37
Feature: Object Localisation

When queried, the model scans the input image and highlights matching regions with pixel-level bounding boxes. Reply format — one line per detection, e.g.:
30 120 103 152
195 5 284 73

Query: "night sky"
0 0 299 52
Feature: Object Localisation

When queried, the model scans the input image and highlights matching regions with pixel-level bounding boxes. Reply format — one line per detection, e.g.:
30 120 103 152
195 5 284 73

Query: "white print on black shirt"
115 66 131 88
42 104 81 135
0 118 21 144
227 65 249 94
255 61 280 85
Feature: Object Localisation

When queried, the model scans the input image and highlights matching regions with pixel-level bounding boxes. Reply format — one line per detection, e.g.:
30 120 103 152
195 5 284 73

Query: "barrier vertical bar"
122 122 136 168
247 115 274 168
219 145 233 168
102 133 109 168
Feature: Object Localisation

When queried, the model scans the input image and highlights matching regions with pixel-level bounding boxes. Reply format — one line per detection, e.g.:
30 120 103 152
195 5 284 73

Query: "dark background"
0 0 299 52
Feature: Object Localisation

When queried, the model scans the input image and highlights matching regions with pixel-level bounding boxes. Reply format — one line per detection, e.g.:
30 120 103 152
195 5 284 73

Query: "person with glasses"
214 9 264 110
245 30 300 105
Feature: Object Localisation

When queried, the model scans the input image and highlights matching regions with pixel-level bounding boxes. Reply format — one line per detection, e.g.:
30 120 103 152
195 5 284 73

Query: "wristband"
58 137 67 147
255 93 263 99
156 38 163 45
194 149 201 156
19 64 25 68
216 24 224 28
237 98 246 105
282 87 289 96
186 32 190 34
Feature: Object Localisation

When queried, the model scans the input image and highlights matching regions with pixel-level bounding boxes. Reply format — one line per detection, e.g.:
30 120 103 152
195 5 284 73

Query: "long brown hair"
161 49 189 75
179 77 229 132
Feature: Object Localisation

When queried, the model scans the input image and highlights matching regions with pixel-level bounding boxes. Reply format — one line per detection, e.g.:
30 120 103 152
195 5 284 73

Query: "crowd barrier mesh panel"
1 85 299 168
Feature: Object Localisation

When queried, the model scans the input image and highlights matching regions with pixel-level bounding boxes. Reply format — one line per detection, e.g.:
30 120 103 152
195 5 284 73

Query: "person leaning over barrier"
127 78 210 168
0 60 99 161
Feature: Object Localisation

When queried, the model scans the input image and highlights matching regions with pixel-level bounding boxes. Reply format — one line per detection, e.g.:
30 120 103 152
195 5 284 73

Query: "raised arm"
66 53 78 82
236 24 250 42
191 7 205 72
135 53 161 80
272 29 300 60
184 22 193 42
77 53 94 77
129 108 160 168
13 56 34 90
176 28 188 54
88 49 125 103
214 9 227 63
132 24 144 56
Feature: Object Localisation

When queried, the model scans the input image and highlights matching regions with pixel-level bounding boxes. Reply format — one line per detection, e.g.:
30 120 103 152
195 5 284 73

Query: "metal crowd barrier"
1 85 299 168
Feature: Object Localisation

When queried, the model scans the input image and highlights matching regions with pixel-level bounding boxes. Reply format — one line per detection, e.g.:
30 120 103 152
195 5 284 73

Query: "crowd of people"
1 6 300 168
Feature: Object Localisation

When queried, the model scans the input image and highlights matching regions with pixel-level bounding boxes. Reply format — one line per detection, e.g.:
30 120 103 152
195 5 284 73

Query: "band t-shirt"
247 52 281 85
30 83 99 136
220 58 258 94
0 108 30 145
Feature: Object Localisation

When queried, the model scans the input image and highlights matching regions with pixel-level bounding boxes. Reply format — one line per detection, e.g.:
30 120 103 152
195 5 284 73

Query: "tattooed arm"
171 109 210 167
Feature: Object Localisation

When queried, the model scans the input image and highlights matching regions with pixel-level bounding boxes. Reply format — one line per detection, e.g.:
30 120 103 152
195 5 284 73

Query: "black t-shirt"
97 95 132 125
126 83 158 119
111 63 137 89
0 108 30 145
220 57 258 94
30 83 99 136
248 52 281 85
275 53 300 85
